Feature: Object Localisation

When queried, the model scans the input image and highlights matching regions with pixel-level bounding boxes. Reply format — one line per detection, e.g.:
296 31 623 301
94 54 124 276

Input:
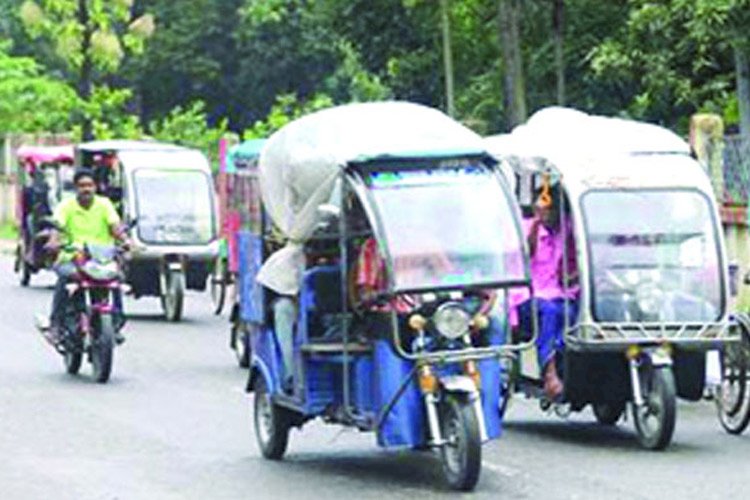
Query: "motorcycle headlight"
433 302 471 340
635 282 664 316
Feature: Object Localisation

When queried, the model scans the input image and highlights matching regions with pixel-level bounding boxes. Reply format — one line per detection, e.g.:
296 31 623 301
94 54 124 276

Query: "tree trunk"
735 43 750 143
553 0 565 105
498 0 527 131
77 0 94 140
440 0 455 117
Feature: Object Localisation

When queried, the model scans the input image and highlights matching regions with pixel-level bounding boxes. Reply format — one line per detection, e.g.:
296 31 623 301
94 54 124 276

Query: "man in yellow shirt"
46 168 130 344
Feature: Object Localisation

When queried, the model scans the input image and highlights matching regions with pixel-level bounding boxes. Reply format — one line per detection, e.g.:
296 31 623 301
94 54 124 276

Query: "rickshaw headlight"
433 302 471 340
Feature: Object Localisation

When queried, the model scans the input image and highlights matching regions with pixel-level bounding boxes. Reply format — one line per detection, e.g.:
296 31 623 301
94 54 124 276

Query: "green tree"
19 0 154 139
587 0 748 133
0 39 79 133
148 100 229 169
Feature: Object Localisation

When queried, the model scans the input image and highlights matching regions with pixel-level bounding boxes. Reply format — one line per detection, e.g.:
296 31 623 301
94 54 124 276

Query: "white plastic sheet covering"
256 101 485 295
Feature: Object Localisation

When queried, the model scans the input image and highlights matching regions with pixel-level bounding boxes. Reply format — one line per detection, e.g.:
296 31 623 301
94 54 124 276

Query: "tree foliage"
0 39 79 133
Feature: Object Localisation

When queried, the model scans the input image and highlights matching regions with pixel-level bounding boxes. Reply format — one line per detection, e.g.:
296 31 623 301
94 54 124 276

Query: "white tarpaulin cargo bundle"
484 106 691 182
256 101 485 295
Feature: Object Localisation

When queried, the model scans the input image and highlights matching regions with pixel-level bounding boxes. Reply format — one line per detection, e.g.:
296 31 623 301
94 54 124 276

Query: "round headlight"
433 302 471 340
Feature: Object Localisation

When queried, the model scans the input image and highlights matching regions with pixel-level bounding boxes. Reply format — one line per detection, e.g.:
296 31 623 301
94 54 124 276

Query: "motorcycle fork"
419 363 445 446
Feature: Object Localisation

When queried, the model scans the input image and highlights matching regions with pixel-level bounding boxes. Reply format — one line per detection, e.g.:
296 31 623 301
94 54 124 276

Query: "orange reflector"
418 365 438 394
464 361 481 389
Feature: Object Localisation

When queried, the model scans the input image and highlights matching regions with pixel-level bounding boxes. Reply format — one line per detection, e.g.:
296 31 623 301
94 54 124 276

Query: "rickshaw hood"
256 101 487 295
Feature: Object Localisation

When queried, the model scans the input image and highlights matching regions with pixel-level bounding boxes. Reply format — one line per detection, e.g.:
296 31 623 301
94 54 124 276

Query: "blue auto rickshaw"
242 102 534 491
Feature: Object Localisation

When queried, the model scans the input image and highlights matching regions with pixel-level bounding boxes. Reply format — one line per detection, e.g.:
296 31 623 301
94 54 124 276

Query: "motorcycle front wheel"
91 314 114 383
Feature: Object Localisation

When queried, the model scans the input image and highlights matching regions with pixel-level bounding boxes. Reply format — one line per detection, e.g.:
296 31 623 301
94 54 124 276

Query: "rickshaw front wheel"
253 376 290 460
632 366 676 450
439 395 481 491
161 271 185 322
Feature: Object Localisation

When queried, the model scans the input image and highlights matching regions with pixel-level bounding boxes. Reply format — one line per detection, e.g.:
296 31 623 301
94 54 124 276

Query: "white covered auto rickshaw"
76 140 219 321
487 108 741 450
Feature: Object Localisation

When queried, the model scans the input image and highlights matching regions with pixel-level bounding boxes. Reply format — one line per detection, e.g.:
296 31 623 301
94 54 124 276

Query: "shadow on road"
503 419 704 453
263 449 446 492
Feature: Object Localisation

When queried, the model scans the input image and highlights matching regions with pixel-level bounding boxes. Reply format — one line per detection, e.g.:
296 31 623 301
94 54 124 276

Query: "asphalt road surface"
1 254 748 499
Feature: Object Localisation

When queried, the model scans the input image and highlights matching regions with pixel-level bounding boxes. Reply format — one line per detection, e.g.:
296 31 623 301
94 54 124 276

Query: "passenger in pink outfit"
516 184 578 399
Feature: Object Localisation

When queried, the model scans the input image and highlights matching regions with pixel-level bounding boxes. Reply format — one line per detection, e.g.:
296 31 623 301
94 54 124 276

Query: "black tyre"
716 344 750 435
253 376 290 460
231 320 250 368
210 258 227 315
162 270 185 322
593 401 626 426
632 366 676 450
91 314 114 384
439 395 482 491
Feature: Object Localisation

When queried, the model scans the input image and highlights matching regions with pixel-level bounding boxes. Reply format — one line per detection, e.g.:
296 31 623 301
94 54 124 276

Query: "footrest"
300 342 373 354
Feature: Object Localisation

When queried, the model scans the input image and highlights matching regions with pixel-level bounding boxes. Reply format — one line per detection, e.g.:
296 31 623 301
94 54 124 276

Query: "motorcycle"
36 244 126 383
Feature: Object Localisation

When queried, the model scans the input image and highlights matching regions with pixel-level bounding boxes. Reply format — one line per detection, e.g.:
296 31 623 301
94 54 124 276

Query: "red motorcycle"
37 245 126 383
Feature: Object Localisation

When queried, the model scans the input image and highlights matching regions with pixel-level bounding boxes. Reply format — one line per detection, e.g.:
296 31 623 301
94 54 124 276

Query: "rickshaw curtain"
256 101 485 295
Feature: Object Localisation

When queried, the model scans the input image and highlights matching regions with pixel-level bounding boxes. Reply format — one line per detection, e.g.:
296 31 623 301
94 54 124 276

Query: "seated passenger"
517 184 578 399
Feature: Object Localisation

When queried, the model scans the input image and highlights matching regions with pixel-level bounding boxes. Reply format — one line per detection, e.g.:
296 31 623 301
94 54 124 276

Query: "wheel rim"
256 390 274 446
719 348 747 417
638 392 664 438
442 406 466 477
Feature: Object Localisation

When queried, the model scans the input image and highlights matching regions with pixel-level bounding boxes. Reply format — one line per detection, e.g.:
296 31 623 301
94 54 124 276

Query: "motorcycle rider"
45 168 131 346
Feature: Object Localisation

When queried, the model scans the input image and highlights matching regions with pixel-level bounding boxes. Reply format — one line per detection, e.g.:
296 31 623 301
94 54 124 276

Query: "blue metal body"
243 261 505 449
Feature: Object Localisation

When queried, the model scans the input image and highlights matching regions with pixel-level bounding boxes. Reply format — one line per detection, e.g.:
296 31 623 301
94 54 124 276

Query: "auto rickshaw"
244 102 535 491
486 107 741 450
13 144 75 286
212 139 265 318
76 140 219 321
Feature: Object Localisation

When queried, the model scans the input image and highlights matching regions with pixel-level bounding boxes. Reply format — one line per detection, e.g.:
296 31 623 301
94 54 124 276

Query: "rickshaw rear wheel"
232 322 250 368
716 344 750 435
632 366 676 450
439 395 481 491
210 258 228 315
592 401 626 426
253 376 290 460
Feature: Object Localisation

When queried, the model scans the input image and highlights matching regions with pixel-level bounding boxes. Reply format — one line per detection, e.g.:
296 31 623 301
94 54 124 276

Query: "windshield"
582 190 722 322
366 165 526 291
134 169 215 245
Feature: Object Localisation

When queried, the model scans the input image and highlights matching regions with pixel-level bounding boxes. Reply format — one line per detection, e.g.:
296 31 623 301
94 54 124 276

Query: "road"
0 254 748 499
